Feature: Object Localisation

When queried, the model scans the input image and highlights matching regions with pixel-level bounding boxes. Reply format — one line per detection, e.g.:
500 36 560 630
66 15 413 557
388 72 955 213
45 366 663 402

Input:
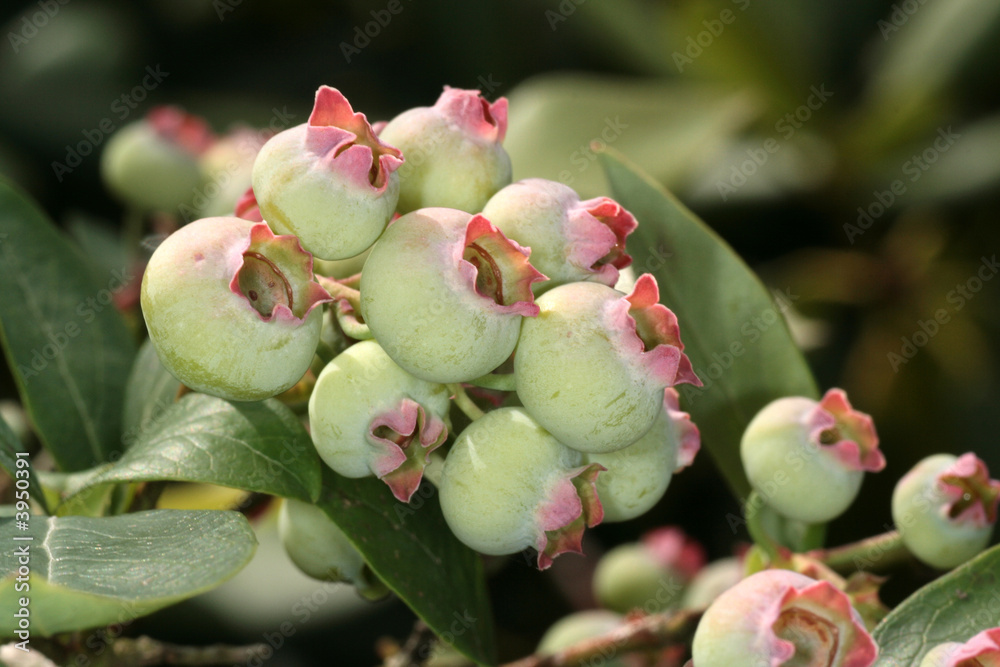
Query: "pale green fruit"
537 610 626 663
892 453 1000 570
360 208 543 383
515 276 698 454
141 217 329 401
740 389 884 523
379 87 511 214
309 340 450 502
439 408 603 569
278 499 387 600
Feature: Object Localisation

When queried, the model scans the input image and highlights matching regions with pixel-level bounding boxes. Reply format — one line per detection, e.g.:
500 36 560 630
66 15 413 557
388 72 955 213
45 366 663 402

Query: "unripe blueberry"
439 408 604 569
515 274 700 454
309 340 450 502
583 388 700 522
740 388 886 523
681 556 744 610
537 610 626 663
482 179 637 291
379 87 511 214
278 499 387 599
919 628 1000 667
692 569 878 667
593 527 705 614
360 208 545 383
196 127 268 219
252 86 404 260
141 217 331 401
892 452 1000 570
101 106 214 213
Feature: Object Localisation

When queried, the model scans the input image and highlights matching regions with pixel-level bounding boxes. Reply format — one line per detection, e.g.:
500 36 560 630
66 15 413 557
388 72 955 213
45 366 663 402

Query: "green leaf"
0 417 49 514
316 470 496 666
80 394 321 503
872 544 1000 665
600 150 818 498
505 75 756 199
121 338 182 448
0 509 256 637
0 178 136 471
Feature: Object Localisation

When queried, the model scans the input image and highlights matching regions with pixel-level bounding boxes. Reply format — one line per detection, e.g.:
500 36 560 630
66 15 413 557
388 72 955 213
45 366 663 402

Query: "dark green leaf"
0 178 136 471
316 470 496 666
0 417 49 514
872 544 1000 666
0 510 256 637
600 150 818 498
84 393 321 502
121 338 182 447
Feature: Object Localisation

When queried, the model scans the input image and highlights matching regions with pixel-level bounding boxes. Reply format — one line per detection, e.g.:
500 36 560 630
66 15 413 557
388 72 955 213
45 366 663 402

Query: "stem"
745 490 781 562
447 384 485 421
807 530 909 573
466 372 517 392
502 609 702 667
315 274 362 313
335 301 373 340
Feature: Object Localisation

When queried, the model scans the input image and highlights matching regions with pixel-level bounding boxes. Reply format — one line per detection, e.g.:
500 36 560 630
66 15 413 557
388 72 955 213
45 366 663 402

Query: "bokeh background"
2 0 1000 663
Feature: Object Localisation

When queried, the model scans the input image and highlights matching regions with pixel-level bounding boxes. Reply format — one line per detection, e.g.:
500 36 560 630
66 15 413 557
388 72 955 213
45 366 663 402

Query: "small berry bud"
252 86 403 260
482 179 637 291
439 408 603 569
583 388 700 522
537 611 626 661
692 569 878 667
515 274 700 454
308 340 450 502
593 527 705 614
740 388 885 523
360 208 544 383
919 628 1000 666
278 499 387 599
101 106 214 213
892 452 1000 569
379 87 511 214
141 217 330 401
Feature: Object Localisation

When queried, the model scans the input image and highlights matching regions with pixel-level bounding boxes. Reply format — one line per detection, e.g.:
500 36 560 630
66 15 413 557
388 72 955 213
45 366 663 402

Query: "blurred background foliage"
1 0 999 663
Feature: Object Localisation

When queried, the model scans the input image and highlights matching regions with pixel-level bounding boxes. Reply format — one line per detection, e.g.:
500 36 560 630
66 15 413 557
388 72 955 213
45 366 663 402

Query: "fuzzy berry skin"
740 388 885 523
593 527 705 614
892 453 1000 570
439 408 603 569
692 569 878 667
101 106 214 213
378 87 511 214
583 388 699 522
308 340 450 502
482 179 637 292
537 611 628 665
277 499 386 599
141 217 330 401
252 86 403 260
515 274 700 454
360 208 544 383
919 628 1000 666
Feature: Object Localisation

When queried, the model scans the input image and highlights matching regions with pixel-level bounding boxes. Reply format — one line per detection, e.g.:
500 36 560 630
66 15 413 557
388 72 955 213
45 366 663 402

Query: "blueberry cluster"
138 84 703 570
